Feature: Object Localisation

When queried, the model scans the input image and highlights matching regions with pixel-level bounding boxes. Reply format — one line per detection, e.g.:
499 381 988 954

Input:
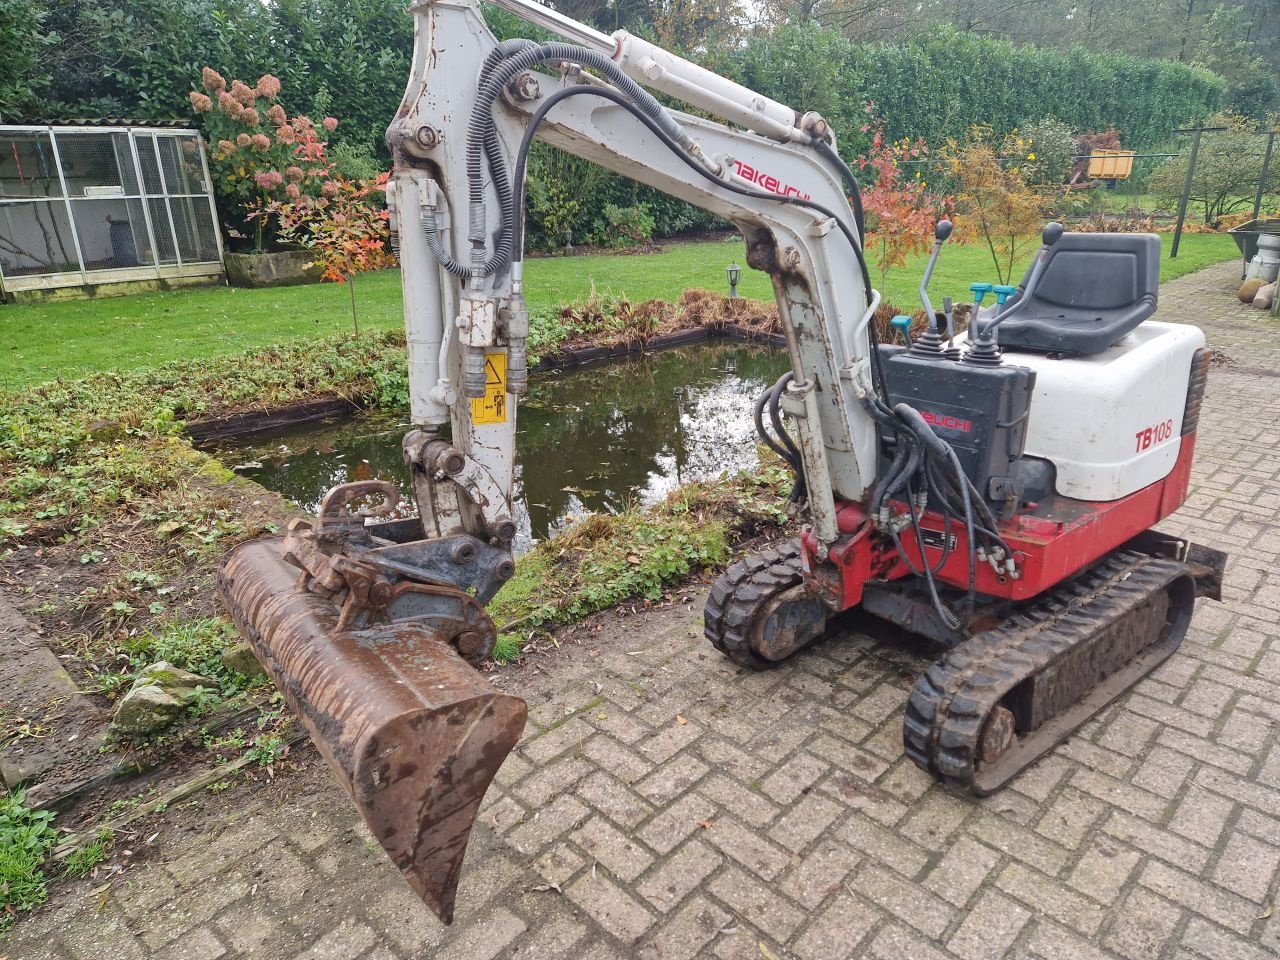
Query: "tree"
0 0 53 120
1148 111 1280 225
944 127 1053 283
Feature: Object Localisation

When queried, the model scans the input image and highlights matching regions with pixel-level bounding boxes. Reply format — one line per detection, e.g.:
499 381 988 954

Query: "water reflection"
216 342 789 554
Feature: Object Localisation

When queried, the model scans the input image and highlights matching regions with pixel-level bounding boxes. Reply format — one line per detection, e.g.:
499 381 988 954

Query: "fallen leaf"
759 943 781 960
1259 904 1273 920
529 882 562 894
676 715 689 725
697 819 715 829
626 554 642 564
596 712 608 721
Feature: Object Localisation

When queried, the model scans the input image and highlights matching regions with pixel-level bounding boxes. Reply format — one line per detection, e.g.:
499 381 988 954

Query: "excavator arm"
219 0 885 924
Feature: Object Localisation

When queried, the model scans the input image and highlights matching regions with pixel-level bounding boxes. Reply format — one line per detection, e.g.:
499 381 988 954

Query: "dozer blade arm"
219 537 525 924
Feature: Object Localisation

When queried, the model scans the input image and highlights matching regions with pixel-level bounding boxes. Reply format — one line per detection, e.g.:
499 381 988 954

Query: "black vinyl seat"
994 233 1160 355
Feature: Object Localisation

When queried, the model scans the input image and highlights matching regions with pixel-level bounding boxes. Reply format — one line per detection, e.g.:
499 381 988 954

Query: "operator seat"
995 233 1159 356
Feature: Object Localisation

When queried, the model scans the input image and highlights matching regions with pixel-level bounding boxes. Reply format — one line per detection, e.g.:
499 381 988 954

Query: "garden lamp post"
727 262 741 299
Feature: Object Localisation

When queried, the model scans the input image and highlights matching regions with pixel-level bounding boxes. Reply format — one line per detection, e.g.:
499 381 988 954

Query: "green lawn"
0 232 1238 389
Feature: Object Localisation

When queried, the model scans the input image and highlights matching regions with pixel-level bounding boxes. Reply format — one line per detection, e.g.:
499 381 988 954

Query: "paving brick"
1103 811 1210 874
760 752 829 805
1070 769 1167 824
636 718 704 763
841 813 930 878
635 752 709 805
818 772 909 827
898 792 972 851
867 923 956 960
1025 920 1121 960
946 890 1031 960
967 813 1069 876
923 836 1003 908
506 913 587 959
694 736 771 782
790 892 880 960
703 817 793 882
1212 828 1280 902
636 895 729 960
995 862 1106 936
1033 788 1108 850
565 872 656 944
778 840 862 909
706 864 807 942
1129 745 1196 799
521 718 596 765
293 919 378 960
534 844 586 886
1095 711 1160 758
767 792 843 853
637 792 716 855
569 816 654 881
1166 786 1235 849
1066 837 1143 905
1180 916 1277 960
514 754 594 805
697 773 781 828
575 770 654 828
506 795 591 856
636 838 722 913
855 862 956 938
579 734 653 784
439 907 528 960
1139 859 1259 935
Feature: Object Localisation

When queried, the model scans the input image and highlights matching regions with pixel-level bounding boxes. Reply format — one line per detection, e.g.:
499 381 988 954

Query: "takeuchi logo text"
732 160 811 200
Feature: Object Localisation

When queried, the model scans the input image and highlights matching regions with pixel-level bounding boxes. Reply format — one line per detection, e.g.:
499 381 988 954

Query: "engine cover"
998 320 1204 501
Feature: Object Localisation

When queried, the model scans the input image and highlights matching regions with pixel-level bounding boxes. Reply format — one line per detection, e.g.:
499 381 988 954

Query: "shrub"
1013 118 1078 187
1148 111 1280 225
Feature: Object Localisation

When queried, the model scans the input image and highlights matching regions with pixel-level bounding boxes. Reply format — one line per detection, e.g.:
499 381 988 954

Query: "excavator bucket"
218 536 526 924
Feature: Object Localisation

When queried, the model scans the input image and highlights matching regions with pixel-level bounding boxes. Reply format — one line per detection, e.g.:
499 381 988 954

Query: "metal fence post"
1254 130 1276 223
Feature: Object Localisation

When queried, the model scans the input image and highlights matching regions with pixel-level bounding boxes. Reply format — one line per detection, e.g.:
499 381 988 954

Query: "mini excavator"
218 0 1228 924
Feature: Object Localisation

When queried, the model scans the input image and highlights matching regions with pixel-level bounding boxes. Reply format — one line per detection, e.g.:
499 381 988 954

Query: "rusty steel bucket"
218 537 526 924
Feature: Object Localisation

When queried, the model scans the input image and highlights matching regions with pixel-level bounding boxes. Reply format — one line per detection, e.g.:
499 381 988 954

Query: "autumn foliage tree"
258 175 396 335
858 116 953 289
943 126 1053 284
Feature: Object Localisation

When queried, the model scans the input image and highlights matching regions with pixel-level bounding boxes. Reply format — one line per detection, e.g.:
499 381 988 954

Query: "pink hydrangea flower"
188 91 212 113
202 67 226 93
322 180 340 196
242 108 261 127
286 165 304 182
293 115 314 132
230 80 257 107
236 133 252 148
217 90 238 114
266 104 287 126
254 170 284 190
256 74 282 99
275 126 296 144
322 116 338 132
217 139 236 156
251 133 271 151
286 183 301 199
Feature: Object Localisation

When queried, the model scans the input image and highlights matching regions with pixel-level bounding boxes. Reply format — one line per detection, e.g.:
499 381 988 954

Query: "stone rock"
224 250 323 289
1254 281 1277 310
110 661 218 735
155 519 186 539
220 642 266 679
112 683 185 735
1239 278 1265 302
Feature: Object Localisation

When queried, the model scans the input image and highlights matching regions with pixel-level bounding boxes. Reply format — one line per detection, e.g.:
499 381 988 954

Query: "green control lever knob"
993 284 1017 306
890 315 913 345
969 282 993 305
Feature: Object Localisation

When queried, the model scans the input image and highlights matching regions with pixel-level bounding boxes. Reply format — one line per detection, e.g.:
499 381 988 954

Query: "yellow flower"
1027 152 1036 160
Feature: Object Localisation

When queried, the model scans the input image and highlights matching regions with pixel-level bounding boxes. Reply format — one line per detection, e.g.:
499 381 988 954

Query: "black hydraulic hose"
753 384 792 463
894 403 977 614
811 139 867 275
869 431 911 519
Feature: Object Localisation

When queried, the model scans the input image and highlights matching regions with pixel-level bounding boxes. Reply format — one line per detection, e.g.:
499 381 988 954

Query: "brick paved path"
9 260 1280 960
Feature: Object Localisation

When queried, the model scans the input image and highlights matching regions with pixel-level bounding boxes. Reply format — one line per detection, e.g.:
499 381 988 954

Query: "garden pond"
213 342 790 554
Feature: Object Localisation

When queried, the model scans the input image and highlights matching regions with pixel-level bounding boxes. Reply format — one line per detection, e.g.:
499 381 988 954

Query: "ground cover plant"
0 234 1237 388
0 790 57 931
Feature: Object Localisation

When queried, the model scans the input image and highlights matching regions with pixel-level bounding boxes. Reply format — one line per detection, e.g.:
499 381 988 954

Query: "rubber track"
903 551 1187 794
704 540 803 670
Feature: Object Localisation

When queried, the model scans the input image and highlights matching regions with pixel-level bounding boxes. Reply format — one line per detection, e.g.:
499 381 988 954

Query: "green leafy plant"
0 789 58 930
63 828 113 879
1149 111 1280 225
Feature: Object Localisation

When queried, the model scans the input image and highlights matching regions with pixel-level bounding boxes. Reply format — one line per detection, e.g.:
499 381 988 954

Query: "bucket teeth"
218 537 526 924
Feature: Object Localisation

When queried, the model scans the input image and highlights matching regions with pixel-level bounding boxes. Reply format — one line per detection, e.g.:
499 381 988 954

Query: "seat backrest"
998 233 1160 355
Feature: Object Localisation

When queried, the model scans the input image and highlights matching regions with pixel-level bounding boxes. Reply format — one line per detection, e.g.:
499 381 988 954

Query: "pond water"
214 342 790 554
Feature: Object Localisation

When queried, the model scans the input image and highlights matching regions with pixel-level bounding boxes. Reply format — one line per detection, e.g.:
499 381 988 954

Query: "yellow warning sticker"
470 351 508 424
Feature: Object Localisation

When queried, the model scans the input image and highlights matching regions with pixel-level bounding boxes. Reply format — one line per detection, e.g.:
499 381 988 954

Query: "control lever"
890 315 914 346
981 222 1064 339
918 220 952 332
